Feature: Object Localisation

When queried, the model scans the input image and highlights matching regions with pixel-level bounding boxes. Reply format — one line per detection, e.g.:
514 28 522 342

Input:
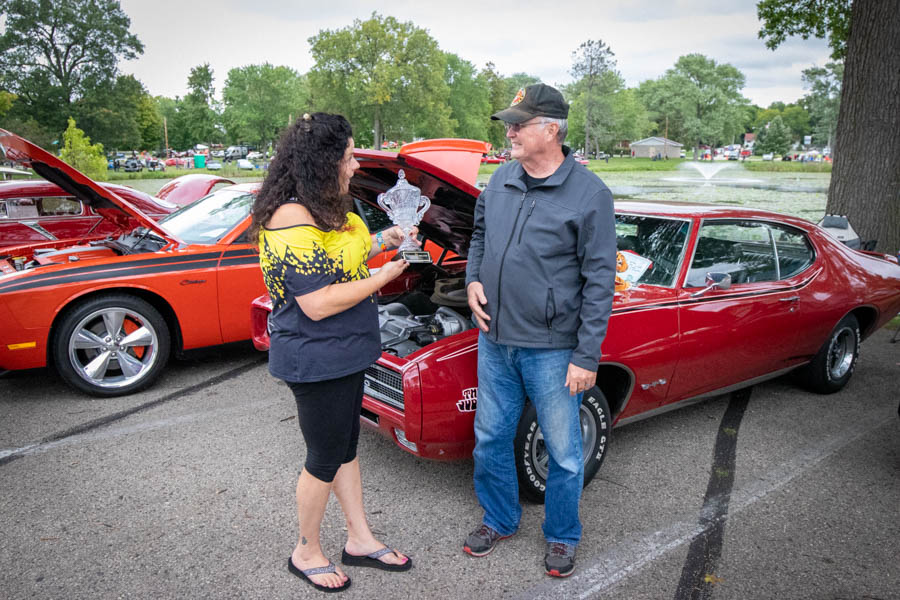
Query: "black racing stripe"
222 248 258 258
1 259 220 294
219 257 260 267
0 252 222 292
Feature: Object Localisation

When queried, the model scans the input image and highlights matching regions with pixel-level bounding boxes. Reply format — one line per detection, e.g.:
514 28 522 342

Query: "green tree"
222 64 309 149
638 54 749 157
59 117 107 179
0 0 143 136
0 91 16 119
570 40 616 156
801 62 842 148
444 53 490 142
71 74 146 152
477 62 512 149
181 64 222 145
136 94 163 151
757 115 792 155
759 0 899 254
780 104 811 141
308 13 452 149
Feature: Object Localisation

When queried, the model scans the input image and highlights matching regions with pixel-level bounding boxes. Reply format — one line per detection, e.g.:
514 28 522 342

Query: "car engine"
378 276 472 357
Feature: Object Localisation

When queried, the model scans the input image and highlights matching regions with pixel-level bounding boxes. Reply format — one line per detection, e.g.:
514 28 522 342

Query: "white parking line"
517 414 889 600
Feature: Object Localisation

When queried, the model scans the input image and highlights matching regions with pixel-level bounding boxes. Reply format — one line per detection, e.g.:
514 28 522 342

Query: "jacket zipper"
517 196 537 244
495 191 528 339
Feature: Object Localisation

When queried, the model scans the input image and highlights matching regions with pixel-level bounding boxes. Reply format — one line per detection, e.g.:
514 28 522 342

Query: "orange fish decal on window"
615 251 630 291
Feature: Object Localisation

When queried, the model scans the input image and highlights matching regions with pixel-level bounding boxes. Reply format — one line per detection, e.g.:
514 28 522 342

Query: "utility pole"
664 115 669 160
164 117 170 156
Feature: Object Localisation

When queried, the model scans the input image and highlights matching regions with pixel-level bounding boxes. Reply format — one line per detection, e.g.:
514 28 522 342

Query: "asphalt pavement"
2 330 898 599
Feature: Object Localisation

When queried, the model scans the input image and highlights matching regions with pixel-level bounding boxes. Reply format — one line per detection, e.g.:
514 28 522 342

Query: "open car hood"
352 148 481 258
0 129 180 244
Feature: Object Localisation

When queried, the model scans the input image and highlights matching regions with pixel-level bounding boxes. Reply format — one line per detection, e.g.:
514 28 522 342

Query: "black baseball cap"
491 83 569 123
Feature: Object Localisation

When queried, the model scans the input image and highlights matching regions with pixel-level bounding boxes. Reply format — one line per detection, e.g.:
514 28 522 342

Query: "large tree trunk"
827 0 900 254
373 106 383 150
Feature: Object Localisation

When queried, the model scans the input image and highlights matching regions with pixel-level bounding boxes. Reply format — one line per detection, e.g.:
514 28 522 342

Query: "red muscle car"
249 151 900 502
0 174 233 247
0 129 267 396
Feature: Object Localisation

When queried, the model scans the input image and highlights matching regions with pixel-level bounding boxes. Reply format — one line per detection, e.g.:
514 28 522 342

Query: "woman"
251 113 414 593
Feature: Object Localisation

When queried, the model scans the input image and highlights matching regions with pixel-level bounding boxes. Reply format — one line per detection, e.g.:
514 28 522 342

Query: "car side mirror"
690 272 732 298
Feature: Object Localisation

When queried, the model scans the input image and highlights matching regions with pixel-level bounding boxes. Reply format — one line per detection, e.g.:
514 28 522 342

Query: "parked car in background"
123 158 143 172
248 152 900 503
762 153 775 161
236 158 254 170
0 128 266 397
246 151 264 160
224 145 249 161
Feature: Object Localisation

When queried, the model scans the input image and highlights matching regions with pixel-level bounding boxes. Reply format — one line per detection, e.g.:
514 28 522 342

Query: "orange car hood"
0 129 181 244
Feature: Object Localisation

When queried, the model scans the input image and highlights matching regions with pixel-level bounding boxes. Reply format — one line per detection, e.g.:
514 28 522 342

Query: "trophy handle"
416 196 431 222
377 192 390 213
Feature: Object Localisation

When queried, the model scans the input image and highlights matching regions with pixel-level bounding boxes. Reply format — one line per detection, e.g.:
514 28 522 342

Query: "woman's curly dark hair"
249 112 353 243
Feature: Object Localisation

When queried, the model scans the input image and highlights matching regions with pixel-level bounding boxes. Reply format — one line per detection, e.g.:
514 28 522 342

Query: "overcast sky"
118 0 832 108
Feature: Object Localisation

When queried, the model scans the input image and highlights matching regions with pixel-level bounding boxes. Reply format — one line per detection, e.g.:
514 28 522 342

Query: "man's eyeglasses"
504 120 546 133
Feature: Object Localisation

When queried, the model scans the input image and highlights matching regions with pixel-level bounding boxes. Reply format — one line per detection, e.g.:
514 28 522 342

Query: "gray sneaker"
463 524 513 557
544 542 576 577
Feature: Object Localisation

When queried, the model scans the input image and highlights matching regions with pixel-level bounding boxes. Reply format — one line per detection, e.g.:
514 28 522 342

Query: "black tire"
796 313 860 394
514 387 611 504
52 294 170 397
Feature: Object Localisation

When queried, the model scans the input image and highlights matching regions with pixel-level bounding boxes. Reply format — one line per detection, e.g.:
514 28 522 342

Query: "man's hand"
565 363 596 396
466 282 490 332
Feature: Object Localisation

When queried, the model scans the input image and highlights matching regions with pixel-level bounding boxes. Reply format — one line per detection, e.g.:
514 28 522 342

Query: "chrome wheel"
67 306 161 390
530 404 598 482
827 325 856 381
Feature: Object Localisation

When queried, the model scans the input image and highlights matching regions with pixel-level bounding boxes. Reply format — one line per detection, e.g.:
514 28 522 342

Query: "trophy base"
396 250 432 264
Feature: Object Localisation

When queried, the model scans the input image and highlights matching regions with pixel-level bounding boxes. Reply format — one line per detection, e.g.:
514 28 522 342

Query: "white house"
630 136 683 159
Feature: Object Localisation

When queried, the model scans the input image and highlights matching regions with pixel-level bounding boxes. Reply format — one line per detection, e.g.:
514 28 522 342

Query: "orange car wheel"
52 294 171 397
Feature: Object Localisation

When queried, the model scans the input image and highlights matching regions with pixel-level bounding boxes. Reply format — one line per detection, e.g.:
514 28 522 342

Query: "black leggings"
286 370 365 483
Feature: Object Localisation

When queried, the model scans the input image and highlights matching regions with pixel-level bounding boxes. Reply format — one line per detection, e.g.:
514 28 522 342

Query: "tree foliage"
0 0 143 135
757 0 852 60
638 54 749 156
308 13 452 148
180 64 222 145
59 117 107 179
222 64 309 149
444 53 490 142
756 115 792 155
801 62 842 147
570 40 616 155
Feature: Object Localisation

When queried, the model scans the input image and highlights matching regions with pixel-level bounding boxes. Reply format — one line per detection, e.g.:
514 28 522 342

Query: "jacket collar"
503 145 575 191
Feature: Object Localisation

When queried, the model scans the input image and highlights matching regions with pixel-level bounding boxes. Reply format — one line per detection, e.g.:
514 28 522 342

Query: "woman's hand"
382 225 420 250
375 259 409 284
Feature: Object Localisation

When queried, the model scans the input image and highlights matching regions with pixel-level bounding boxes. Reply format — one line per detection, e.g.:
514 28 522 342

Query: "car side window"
773 226 814 278
37 196 82 216
5 198 40 219
615 215 690 287
686 221 778 286
0 200 7 218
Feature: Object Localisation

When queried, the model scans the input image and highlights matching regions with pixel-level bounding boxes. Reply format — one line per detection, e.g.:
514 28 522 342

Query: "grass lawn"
104 164 264 182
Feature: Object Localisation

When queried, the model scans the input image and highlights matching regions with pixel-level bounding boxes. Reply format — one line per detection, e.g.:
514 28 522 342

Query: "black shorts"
286 370 365 483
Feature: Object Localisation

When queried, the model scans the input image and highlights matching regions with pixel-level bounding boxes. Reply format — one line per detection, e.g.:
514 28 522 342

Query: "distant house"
630 136 683 159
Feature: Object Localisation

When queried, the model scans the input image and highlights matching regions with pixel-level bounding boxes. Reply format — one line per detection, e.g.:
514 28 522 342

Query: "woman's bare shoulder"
268 203 315 228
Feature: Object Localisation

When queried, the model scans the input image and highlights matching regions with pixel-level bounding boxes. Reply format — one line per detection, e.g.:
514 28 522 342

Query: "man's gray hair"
541 117 568 143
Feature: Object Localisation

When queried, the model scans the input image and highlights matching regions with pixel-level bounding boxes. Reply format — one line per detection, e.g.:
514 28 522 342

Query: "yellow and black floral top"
259 211 380 382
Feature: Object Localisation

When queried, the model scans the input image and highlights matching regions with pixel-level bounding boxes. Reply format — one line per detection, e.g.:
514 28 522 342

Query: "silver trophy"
377 169 431 263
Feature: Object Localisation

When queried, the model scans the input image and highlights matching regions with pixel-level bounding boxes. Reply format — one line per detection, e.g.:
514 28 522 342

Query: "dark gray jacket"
465 148 616 370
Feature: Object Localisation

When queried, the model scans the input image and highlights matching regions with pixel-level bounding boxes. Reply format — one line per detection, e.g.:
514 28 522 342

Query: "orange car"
0 129 266 396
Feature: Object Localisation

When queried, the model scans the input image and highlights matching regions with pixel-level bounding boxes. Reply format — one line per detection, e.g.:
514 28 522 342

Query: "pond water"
479 167 830 225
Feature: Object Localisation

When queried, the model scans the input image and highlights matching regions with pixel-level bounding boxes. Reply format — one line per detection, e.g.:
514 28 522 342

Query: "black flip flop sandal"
341 547 413 572
288 557 351 593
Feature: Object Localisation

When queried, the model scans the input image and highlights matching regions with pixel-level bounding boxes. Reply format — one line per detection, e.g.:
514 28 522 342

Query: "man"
463 83 616 577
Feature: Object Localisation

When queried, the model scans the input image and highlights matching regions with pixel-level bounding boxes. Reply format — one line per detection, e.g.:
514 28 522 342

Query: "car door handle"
779 296 800 302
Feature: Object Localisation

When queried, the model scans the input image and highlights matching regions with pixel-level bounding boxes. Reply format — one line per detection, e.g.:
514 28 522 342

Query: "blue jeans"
473 333 584 546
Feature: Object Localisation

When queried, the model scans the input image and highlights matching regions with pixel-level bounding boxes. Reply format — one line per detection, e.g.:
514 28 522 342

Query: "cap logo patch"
511 88 525 106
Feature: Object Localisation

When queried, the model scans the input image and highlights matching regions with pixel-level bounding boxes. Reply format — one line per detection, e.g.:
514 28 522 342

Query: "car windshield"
615 214 691 287
158 188 254 244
